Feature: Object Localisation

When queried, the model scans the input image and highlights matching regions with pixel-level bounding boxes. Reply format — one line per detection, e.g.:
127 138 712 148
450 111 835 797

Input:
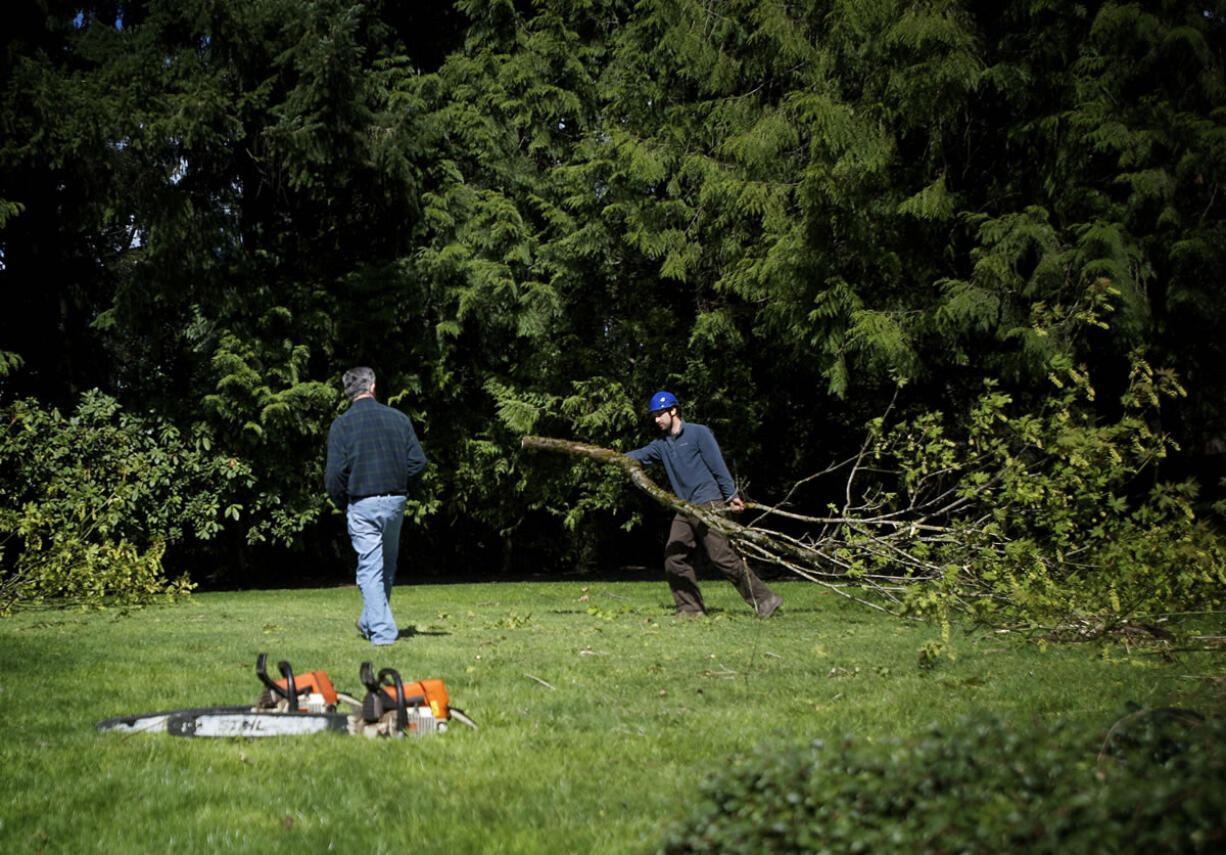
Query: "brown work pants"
663 508 777 615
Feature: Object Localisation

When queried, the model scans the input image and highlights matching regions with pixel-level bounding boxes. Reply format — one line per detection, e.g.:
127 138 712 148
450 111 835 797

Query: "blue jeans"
347 495 407 646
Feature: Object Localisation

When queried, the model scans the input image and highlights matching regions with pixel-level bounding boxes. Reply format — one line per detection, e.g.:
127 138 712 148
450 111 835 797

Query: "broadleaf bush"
855 349 1226 634
656 710 1226 854
0 391 252 612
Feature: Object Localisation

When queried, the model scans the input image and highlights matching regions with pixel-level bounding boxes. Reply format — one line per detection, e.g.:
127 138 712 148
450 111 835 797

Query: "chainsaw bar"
167 710 351 738
97 706 352 737
96 705 256 735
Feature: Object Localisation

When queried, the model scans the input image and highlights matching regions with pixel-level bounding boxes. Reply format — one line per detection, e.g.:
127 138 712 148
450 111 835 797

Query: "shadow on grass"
399 626 449 639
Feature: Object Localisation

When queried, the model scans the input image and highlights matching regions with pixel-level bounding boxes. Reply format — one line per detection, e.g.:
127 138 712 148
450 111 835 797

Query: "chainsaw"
96 653 477 738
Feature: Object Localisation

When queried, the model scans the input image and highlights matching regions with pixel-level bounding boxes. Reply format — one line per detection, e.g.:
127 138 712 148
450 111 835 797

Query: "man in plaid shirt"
325 366 428 646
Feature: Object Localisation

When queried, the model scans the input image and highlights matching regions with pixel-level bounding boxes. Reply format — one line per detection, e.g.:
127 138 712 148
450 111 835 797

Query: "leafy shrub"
655 710 1226 854
862 348 1226 634
0 391 252 612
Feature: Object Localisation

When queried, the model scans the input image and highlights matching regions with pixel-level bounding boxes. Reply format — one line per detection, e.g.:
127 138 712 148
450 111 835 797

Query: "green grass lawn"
2 578 1223 854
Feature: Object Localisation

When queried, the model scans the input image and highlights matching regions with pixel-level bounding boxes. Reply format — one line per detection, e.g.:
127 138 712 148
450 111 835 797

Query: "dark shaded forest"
3 0 1224 594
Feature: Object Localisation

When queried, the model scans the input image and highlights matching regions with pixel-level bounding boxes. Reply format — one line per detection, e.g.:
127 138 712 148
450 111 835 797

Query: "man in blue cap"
626 391 782 618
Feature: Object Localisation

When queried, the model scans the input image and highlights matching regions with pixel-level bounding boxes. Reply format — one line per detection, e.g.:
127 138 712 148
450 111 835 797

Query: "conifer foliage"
1 2 1223 609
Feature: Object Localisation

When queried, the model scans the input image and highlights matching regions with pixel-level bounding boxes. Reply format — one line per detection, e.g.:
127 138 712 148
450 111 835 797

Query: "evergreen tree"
2 0 1222 586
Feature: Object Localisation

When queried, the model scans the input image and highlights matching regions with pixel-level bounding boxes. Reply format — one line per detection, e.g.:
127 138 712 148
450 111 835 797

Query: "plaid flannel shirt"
324 397 427 510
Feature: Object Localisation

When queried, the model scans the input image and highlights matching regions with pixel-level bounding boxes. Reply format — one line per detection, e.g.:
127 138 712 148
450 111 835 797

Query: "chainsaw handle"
254 653 299 711
278 660 299 712
256 653 282 696
360 661 379 693
378 667 408 734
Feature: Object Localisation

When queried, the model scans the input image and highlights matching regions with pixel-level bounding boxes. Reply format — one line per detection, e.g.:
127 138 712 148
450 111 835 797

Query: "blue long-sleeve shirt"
625 422 737 505
324 397 428 510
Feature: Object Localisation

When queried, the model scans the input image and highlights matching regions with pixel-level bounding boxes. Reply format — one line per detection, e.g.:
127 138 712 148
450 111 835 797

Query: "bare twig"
524 673 556 690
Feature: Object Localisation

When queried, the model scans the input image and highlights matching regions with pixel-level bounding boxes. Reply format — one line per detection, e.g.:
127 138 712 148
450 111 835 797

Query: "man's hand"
727 496 745 513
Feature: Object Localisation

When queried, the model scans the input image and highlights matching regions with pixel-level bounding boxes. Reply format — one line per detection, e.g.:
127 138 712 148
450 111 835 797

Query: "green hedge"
656 709 1225 854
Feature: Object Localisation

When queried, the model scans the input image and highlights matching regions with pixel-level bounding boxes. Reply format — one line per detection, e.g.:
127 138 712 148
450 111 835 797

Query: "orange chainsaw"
96 653 477 738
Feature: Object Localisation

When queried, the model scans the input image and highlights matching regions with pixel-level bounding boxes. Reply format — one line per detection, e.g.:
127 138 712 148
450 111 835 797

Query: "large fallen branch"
520 435 924 615
522 357 1223 640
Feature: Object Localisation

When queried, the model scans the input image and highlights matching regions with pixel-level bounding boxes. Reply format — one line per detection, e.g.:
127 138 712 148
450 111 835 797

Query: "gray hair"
342 366 376 400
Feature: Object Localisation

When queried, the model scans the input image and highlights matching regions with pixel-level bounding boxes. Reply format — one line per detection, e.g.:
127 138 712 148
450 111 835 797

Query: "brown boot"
756 594 782 619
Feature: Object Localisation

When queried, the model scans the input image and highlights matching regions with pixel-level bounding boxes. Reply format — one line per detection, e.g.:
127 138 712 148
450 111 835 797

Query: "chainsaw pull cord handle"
277 660 299 712
378 667 407 734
